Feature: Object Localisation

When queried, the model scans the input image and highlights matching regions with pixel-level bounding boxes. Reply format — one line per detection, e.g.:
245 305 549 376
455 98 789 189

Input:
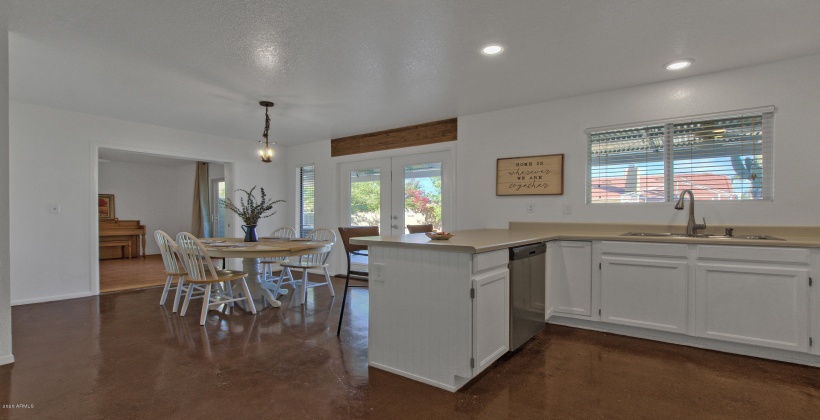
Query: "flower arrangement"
220 186 284 226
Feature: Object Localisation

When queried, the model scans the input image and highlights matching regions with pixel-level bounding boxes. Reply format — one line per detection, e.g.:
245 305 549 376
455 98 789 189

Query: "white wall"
98 160 197 255
457 54 820 229
286 53 820 273
9 102 287 305
0 0 14 364
284 140 344 273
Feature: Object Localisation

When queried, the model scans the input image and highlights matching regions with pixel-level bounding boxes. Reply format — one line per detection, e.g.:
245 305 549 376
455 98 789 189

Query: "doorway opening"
96 148 227 293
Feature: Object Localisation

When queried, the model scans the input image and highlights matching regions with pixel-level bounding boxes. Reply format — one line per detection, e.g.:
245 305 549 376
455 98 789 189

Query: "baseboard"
0 354 14 365
548 316 820 368
369 361 458 392
11 291 94 306
0 353 14 365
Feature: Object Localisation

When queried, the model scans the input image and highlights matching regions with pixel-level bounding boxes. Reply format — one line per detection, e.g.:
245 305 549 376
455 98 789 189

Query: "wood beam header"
331 118 457 157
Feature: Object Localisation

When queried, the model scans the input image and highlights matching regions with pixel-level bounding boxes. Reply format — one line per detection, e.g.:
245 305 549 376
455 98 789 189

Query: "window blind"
588 125 666 203
587 107 774 204
298 165 315 237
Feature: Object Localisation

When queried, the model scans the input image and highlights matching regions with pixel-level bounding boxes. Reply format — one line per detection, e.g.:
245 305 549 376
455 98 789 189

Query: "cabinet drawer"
473 249 509 274
601 241 688 258
697 245 809 264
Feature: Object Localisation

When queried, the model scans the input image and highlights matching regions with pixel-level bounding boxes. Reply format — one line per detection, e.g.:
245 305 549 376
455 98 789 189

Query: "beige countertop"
350 222 820 253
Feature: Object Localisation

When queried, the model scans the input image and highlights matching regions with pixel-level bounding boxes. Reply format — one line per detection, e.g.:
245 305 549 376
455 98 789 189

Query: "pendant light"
258 101 276 162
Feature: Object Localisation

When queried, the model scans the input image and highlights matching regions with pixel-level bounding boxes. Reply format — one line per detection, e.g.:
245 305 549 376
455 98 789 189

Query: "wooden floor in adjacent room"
99 254 168 293
3 277 819 419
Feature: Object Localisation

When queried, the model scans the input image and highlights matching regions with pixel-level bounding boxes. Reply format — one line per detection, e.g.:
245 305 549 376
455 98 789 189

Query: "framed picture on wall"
98 194 116 220
496 154 564 196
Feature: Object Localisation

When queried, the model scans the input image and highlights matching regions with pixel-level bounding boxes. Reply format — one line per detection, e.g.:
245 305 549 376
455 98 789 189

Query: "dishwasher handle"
509 242 547 260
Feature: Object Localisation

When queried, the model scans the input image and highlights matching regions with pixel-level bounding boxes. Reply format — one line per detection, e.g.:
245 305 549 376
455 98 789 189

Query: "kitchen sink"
620 232 785 240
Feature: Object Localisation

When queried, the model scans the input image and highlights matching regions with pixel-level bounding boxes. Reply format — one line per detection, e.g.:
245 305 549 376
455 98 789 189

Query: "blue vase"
241 224 258 242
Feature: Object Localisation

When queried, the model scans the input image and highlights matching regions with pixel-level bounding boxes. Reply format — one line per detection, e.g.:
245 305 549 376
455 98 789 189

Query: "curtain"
191 162 212 237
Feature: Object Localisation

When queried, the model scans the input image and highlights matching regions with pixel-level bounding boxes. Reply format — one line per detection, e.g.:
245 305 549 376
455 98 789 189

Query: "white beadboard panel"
368 246 473 389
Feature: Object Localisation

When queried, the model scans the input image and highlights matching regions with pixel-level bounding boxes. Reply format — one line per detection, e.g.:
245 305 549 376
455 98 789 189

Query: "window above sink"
586 106 774 204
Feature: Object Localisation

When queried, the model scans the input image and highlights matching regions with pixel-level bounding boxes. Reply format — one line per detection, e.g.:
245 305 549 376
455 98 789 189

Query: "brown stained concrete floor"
2 275 820 419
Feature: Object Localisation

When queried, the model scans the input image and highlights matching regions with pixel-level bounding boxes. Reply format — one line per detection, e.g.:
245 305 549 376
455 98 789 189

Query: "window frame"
297 164 315 237
585 106 774 204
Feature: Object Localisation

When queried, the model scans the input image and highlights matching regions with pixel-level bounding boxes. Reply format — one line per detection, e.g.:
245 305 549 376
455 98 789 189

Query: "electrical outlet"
49 204 61 214
372 263 386 281
563 204 573 215
526 203 535 213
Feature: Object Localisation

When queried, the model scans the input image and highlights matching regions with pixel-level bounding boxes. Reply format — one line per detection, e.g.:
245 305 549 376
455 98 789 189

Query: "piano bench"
100 241 132 259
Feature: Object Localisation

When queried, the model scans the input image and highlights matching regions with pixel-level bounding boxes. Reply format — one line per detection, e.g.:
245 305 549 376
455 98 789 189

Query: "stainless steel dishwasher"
509 242 547 351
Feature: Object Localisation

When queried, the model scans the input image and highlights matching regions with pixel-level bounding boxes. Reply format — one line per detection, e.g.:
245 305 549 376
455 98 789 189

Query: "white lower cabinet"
472 267 510 374
813 250 820 356
695 245 811 352
547 241 592 317
367 246 510 392
600 255 689 333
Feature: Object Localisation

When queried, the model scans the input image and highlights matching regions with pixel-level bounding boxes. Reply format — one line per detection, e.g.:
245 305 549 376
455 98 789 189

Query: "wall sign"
496 154 564 196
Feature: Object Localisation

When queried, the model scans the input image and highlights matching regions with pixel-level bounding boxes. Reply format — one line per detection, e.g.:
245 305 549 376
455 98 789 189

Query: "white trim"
368 361 465 392
90 143 235 296
585 105 776 134
12 291 94 306
0 354 14 365
549 316 820 368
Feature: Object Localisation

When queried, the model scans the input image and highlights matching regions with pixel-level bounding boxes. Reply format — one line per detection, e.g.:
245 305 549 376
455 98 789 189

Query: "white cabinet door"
813 261 820 356
600 256 688 333
696 262 809 352
813 275 820 355
547 241 592 317
472 268 509 375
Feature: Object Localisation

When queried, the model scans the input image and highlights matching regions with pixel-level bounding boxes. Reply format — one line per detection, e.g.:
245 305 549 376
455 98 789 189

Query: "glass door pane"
349 168 382 227
390 151 452 235
401 163 442 232
340 158 391 272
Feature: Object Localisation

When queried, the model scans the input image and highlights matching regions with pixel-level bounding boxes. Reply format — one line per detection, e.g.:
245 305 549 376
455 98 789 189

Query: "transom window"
586 107 774 204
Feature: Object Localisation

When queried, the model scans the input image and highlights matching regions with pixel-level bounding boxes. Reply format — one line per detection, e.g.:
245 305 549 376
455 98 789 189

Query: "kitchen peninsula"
353 223 820 392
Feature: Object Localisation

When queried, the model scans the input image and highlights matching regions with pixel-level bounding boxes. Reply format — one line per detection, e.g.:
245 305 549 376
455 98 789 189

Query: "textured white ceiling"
8 0 820 146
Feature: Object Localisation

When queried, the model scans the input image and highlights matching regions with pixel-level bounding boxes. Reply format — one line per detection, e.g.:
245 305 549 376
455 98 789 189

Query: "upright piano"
99 219 146 259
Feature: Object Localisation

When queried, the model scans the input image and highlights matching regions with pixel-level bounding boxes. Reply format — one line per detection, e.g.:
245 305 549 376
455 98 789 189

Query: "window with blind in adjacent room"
298 165 315 237
586 107 774 204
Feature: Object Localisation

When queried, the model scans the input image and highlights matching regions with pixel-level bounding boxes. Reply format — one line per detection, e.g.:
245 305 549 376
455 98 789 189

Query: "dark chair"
336 226 379 336
406 224 434 234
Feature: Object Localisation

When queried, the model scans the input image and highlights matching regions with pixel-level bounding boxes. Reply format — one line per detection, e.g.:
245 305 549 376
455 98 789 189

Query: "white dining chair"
278 228 336 305
260 226 297 282
257 226 298 303
154 230 187 312
175 232 257 325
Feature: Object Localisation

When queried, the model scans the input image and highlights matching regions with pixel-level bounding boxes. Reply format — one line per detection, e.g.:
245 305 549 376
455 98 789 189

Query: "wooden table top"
200 237 331 258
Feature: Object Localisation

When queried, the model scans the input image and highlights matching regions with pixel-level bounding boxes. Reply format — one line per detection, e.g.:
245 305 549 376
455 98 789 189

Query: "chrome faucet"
674 189 707 236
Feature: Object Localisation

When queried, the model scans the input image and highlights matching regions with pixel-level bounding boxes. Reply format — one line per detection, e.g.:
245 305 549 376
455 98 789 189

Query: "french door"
340 150 453 237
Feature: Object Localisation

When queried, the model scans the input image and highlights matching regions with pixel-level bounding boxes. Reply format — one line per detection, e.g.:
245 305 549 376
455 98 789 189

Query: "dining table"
201 237 332 308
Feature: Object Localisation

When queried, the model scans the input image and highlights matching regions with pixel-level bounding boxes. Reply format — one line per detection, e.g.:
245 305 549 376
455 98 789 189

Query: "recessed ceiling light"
481 44 504 55
664 59 693 71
